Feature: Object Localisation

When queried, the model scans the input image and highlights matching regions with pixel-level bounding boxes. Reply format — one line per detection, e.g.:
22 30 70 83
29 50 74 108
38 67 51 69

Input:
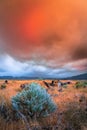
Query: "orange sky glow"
0 0 87 77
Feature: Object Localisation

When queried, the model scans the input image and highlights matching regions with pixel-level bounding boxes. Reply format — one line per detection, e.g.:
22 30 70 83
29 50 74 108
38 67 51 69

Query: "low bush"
63 84 67 88
11 83 57 120
0 83 7 89
74 81 87 89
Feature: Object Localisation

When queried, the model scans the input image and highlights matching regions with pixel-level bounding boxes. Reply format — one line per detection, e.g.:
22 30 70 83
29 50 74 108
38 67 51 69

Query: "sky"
0 0 87 78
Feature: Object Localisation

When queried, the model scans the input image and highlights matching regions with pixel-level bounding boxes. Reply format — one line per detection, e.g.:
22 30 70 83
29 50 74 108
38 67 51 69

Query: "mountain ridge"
0 73 87 80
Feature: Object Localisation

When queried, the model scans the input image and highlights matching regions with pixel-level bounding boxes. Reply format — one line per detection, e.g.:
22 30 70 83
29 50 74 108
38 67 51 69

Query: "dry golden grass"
0 80 87 130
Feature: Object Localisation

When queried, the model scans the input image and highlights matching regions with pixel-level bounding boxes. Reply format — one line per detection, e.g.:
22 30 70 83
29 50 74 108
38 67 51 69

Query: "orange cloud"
0 0 87 64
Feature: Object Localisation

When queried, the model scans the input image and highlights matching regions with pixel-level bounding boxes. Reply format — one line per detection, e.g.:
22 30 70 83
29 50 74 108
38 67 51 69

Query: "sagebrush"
11 83 57 119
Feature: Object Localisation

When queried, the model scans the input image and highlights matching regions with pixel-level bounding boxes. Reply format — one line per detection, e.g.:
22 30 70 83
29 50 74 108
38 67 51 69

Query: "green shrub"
63 84 67 88
0 83 6 89
11 83 57 119
74 81 87 89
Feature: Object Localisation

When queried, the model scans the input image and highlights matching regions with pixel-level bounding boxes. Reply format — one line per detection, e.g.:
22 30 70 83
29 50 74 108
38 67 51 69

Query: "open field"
0 80 87 130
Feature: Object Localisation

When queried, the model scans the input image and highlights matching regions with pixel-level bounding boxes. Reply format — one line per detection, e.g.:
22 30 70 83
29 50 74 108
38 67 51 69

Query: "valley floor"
0 80 87 130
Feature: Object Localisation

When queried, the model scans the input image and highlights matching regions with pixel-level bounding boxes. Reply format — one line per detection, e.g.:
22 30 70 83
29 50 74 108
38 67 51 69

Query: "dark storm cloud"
0 54 83 77
72 45 87 60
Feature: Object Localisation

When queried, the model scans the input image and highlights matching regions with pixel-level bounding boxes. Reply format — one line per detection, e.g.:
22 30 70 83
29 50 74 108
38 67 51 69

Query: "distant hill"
66 73 87 80
0 73 87 80
0 76 41 80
